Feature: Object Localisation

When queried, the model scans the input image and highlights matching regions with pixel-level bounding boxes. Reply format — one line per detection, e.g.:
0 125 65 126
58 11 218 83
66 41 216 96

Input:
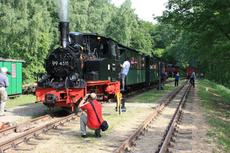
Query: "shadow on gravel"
6 103 70 118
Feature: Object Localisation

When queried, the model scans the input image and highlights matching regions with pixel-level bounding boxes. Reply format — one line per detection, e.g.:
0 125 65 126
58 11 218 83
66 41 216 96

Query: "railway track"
0 113 79 153
159 86 194 153
0 79 180 153
114 82 191 153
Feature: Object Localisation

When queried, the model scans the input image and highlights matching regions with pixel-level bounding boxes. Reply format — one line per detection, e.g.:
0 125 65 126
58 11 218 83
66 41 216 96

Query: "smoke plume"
58 0 69 22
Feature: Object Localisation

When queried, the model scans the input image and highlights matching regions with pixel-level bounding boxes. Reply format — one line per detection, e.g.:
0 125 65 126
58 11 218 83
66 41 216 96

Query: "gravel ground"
0 103 48 124
191 87 216 153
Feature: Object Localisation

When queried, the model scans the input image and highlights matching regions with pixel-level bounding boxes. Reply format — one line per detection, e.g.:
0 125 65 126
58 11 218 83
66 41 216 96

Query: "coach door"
109 41 121 82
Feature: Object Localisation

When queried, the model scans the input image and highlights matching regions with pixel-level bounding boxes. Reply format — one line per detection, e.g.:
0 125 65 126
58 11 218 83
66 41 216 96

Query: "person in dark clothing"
190 72 196 87
174 72 180 87
160 71 167 90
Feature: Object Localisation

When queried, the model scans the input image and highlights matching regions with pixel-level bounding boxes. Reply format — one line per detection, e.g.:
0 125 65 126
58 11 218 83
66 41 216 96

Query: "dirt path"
191 87 216 153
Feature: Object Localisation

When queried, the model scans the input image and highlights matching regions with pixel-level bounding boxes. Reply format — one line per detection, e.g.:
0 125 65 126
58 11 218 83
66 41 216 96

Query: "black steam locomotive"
36 24 161 111
36 0 162 111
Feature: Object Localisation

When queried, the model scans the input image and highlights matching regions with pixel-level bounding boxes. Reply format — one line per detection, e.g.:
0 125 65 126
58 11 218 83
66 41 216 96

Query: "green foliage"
106 0 136 45
158 0 230 87
6 94 36 108
128 82 175 103
0 0 57 83
130 21 154 55
69 0 114 35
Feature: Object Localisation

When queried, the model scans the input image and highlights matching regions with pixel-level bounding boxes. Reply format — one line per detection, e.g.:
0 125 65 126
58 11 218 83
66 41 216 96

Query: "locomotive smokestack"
59 22 69 48
58 0 69 48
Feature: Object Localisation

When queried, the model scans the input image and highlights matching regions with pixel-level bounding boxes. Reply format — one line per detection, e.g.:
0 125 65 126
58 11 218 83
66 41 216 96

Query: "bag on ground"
100 120 109 131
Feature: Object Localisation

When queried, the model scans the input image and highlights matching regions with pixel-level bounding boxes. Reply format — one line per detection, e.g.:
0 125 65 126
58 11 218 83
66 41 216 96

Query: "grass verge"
128 81 175 103
197 79 230 152
6 94 36 108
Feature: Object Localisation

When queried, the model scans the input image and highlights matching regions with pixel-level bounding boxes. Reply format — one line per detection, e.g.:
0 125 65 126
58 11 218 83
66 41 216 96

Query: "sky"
111 0 168 23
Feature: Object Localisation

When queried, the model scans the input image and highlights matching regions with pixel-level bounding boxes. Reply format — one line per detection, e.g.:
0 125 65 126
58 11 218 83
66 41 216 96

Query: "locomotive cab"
69 32 121 82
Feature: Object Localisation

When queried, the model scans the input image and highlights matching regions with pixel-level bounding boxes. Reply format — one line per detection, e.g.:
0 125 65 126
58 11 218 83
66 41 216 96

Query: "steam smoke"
58 0 69 22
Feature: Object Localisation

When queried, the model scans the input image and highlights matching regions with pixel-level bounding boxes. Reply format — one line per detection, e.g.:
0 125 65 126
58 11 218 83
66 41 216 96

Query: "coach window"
115 45 120 59
110 41 117 58
130 56 134 68
141 57 145 69
98 38 109 57
136 56 140 69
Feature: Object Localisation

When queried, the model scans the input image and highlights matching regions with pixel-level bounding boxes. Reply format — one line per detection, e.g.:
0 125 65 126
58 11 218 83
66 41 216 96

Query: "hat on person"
0 67 8 73
90 93 97 99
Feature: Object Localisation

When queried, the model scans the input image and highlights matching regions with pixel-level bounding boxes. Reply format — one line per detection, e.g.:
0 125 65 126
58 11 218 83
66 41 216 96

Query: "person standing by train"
78 93 104 138
160 70 167 90
190 71 196 87
174 72 180 87
120 57 131 91
0 67 9 116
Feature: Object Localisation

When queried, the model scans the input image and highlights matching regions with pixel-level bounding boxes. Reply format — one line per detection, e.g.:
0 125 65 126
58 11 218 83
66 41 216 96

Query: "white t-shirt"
191 72 196 79
121 61 130 75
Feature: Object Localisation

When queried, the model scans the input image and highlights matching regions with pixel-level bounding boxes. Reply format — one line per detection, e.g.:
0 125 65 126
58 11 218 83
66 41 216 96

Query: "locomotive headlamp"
97 37 101 40
41 74 49 80
69 74 78 81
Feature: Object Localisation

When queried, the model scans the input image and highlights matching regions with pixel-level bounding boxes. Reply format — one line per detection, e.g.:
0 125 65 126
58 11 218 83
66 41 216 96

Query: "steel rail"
0 114 78 153
0 115 51 137
114 82 187 153
158 84 191 153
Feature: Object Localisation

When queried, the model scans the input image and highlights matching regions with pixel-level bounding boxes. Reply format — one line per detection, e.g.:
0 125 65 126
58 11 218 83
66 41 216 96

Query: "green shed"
0 58 24 96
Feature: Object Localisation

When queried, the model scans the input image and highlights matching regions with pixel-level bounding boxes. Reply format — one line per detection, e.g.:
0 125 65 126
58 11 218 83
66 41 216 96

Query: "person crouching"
79 93 104 138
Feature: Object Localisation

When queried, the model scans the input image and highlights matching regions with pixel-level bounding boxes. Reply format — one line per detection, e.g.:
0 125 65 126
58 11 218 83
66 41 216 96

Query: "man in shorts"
120 58 130 91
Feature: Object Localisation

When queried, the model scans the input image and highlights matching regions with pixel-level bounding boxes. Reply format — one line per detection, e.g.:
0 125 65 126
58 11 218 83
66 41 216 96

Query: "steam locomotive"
165 64 180 77
35 0 162 112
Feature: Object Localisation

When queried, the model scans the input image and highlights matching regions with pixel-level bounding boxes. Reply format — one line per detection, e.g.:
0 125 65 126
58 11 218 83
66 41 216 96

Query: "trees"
105 0 155 55
69 0 113 34
106 0 137 45
158 0 230 87
0 0 56 83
